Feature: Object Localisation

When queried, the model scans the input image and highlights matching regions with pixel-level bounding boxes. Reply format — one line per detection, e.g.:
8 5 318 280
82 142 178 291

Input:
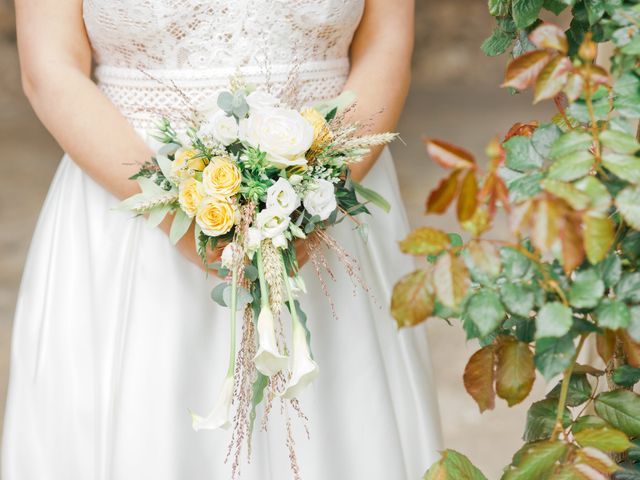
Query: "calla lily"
280 318 319 400
190 374 234 431
253 307 289 376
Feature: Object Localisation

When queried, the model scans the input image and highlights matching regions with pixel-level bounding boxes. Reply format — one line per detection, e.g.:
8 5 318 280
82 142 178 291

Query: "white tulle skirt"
2 148 442 479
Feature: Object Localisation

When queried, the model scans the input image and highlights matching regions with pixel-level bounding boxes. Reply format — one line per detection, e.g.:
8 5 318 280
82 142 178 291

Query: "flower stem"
256 246 270 309
227 265 238 377
552 333 588 438
281 254 301 329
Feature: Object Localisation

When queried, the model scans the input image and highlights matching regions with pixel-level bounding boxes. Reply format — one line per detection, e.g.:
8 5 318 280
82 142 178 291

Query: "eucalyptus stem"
552 334 588 437
226 265 239 377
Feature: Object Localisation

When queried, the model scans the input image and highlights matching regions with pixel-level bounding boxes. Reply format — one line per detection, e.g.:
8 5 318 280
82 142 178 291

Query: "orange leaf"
560 214 585 274
427 171 460 214
434 252 470 309
457 170 479 223
529 23 569 54
425 139 476 170
390 268 435 328
596 329 616 365
534 56 572 104
496 337 536 407
504 122 539 141
503 50 552 90
619 331 640 369
532 199 559 252
463 345 496 413
399 227 451 256
509 201 534 236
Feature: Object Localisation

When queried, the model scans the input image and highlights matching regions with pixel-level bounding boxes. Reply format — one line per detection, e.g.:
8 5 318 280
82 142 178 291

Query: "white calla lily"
190 374 234 431
280 317 319 400
253 307 289 376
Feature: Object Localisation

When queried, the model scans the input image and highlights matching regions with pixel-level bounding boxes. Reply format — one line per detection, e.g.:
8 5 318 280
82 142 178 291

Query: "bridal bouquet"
118 81 395 466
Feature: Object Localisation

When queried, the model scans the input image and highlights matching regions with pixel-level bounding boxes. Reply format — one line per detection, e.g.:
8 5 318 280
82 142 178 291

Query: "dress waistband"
95 59 351 130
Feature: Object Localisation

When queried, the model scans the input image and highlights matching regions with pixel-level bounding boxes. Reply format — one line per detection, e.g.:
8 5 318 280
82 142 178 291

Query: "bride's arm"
343 0 414 182
16 0 214 267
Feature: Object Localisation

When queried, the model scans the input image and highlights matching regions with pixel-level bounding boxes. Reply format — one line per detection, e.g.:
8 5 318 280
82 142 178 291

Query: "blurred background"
0 1 559 478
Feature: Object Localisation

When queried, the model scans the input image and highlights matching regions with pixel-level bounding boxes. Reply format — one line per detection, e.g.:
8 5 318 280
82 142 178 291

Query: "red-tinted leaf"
496 337 536 407
596 329 616 365
534 56 572 103
427 171 460 214
463 345 496 413
503 50 552 90
529 23 569 54
457 170 479 223
532 199 559 252
564 73 585 103
504 122 539 141
620 331 640 369
434 252 471 308
560 214 585 274
425 139 476 170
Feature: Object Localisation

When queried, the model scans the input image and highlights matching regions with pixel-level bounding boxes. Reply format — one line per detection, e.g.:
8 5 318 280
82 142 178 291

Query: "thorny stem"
552 334 588 438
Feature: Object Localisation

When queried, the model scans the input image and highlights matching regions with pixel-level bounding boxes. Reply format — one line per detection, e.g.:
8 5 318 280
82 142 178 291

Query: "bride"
4 0 441 478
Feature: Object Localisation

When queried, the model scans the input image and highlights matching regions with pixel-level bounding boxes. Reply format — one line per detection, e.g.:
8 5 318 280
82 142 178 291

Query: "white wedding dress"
2 1 442 479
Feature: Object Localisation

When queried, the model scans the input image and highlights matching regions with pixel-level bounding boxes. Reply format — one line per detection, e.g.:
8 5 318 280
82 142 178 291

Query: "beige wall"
0 2 559 478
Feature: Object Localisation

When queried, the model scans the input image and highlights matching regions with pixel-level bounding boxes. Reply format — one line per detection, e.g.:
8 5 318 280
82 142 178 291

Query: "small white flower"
199 110 239 146
220 242 239 269
253 307 288 376
266 178 301 216
256 208 290 239
190 374 234 431
289 174 303 186
280 320 319 399
303 179 337 220
246 90 279 111
272 233 288 249
245 227 263 254
289 275 307 297
241 107 314 168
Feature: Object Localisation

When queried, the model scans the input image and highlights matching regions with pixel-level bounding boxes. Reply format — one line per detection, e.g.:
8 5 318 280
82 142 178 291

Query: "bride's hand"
160 217 226 272
294 238 310 270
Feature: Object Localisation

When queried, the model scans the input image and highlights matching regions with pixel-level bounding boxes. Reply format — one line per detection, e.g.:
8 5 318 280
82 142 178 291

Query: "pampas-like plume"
132 192 178 214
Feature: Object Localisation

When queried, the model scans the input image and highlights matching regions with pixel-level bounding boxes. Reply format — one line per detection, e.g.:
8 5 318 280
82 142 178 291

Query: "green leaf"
466 290 506 337
594 390 640 437
391 269 435 328
505 136 544 172
569 269 605 309
615 272 640 303
535 335 576 380
572 415 610 434
601 129 640 154
512 0 544 29
547 150 595 181
503 441 568 479
210 282 228 307
496 338 536 407
612 364 640 387
602 153 640 184
523 399 573 442
169 209 192 245
542 179 591 210
596 299 631 330
614 93 640 118
423 449 488 480
575 426 632 453
549 131 593 159
501 247 534 281
353 181 391 213
489 0 511 16
399 227 451 256
547 373 592 407
482 26 515 57
536 302 573 339
574 176 611 213
601 254 622 288
617 186 640 230
584 0 606 25
507 171 545 202
249 372 269 434
532 123 563 158
501 283 535 317
629 306 640 343
543 0 571 15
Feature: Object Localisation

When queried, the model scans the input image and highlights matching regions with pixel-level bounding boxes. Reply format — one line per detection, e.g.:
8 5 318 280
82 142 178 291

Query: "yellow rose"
301 108 332 151
196 197 237 237
171 148 206 180
178 178 205 218
202 156 241 197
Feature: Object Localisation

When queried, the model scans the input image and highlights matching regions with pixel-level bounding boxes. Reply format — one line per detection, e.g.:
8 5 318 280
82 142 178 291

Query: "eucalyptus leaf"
169 209 192 245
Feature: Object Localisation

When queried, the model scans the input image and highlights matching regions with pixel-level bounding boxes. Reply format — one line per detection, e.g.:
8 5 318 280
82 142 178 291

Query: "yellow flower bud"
301 108 332 152
178 178 205 218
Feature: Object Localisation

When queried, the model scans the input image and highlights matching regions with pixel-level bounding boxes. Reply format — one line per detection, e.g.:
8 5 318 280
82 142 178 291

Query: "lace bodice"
82 0 365 129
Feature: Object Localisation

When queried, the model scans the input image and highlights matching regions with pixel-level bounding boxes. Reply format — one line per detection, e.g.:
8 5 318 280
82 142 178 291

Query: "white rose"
256 208 290 239
303 179 337 221
266 178 301 216
241 107 314 168
272 233 288 249
246 90 279 111
199 110 238 146
220 242 240 269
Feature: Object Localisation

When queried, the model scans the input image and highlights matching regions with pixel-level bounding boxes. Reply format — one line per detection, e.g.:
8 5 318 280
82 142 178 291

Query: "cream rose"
303 179 337 220
256 208 290 239
266 178 300 215
241 107 314 168
178 178 205 218
200 110 239 146
196 197 237 237
202 156 241 197
171 148 203 180
246 90 279 111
